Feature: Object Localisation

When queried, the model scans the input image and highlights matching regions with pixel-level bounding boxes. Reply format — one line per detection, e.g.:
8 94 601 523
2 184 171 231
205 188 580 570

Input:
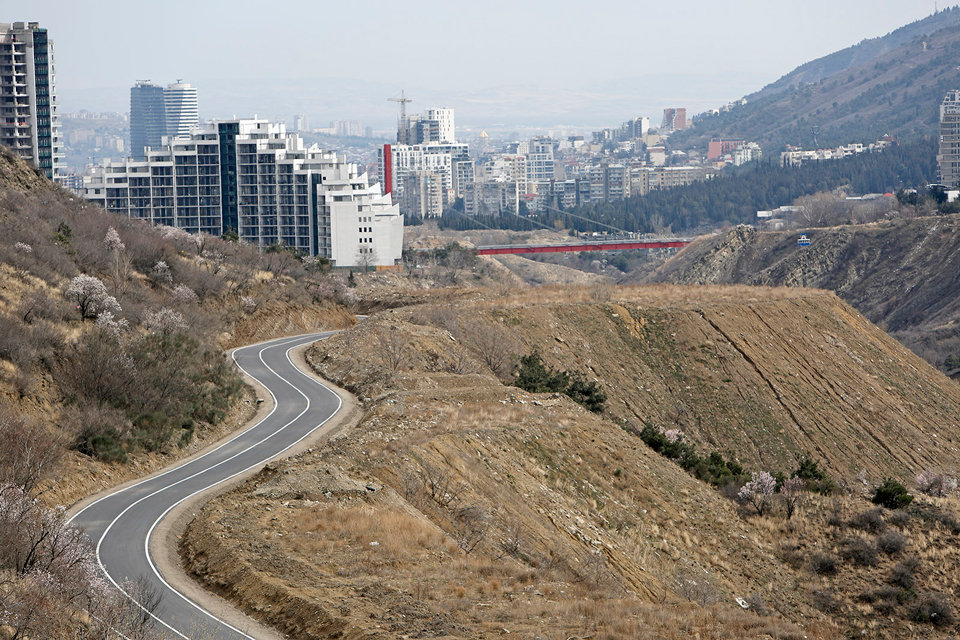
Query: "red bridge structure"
473 237 692 256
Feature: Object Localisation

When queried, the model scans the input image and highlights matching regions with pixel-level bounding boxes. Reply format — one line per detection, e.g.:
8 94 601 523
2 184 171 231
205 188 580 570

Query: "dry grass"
292 505 450 561
282 500 815 639
189 283 960 640
472 283 834 310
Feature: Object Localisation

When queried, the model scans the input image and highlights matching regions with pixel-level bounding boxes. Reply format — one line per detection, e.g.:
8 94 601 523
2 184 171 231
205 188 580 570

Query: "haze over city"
23 0 947 128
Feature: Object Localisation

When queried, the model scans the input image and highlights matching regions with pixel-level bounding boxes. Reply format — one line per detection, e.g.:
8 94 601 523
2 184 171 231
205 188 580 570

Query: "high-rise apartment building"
398 107 455 146
939 90 960 187
380 106 468 217
622 116 650 139
84 119 402 267
0 22 62 181
163 81 199 139
423 108 455 144
526 137 556 182
130 81 166 159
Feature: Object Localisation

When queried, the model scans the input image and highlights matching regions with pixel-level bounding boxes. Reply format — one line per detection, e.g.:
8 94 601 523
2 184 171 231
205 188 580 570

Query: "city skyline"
17 1 949 128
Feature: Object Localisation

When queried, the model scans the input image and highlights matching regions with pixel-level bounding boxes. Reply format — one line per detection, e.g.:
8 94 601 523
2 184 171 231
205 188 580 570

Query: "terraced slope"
648 218 960 369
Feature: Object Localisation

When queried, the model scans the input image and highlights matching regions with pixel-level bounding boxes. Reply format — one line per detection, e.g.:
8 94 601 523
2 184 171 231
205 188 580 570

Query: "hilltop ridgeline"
671 7 960 151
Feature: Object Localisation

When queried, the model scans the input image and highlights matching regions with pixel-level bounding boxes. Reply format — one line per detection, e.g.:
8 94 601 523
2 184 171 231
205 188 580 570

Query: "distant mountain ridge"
671 7 960 152
754 8 960 102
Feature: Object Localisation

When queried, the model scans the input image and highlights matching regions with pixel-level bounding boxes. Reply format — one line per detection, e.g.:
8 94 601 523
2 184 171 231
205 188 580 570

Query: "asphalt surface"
70 332 342 640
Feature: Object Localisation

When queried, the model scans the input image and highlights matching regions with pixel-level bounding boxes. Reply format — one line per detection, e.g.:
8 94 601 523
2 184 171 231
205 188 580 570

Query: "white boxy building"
84 119 402 268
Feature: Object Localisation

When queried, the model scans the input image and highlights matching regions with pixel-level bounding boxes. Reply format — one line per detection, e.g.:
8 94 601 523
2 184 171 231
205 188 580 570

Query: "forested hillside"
671 8 960 152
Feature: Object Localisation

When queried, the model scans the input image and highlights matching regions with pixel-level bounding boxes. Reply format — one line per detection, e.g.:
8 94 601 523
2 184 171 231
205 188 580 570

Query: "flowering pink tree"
915 470 958 497
0 483 161 638
738 471 777 516
144 308 187 335
65 274 122 320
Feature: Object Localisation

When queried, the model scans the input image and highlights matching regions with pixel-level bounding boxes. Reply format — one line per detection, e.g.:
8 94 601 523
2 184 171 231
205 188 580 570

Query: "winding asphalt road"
70 332 343 640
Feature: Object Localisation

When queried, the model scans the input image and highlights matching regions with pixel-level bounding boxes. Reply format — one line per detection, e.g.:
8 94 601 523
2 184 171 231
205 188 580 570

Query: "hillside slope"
647 217 960 369
0 148 357 506
671 7 960 151
182 286 960 639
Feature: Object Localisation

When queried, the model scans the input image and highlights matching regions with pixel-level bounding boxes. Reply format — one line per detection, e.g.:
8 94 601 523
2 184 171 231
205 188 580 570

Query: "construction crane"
388 90 412 121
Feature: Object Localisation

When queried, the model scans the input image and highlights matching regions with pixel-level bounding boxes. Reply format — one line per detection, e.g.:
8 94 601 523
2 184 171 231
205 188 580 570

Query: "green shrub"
794 453 835 494
873 478 913 510
565 372 606 413
131 411 172 453
514 351 568 393
178 418 196 448
514 352 606 413
81 429 127 463
636 424 747 488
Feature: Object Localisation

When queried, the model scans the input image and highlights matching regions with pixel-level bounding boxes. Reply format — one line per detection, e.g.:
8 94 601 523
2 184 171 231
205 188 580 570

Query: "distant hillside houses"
706 139 762 166
780 136 897 167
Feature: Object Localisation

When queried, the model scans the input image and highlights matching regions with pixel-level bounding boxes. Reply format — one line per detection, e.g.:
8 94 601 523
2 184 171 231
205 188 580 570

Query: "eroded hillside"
182 285 960 639
648 217 960 370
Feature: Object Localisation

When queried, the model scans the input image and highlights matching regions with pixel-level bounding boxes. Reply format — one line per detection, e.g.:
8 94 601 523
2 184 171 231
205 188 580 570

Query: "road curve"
70 332 343 640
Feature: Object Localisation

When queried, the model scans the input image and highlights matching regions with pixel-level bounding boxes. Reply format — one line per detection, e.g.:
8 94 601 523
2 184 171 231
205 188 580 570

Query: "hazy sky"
17 0 953 126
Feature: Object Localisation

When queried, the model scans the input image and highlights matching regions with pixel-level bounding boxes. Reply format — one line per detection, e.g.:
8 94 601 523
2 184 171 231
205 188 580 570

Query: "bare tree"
378 328 410 371
444 348 478 375
0 409 64 495
460 319 518 380
779 476 805 519
453 505 488 554
793 193 850 228
355 247 379 273
418 462 468 508
498 518 525 559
